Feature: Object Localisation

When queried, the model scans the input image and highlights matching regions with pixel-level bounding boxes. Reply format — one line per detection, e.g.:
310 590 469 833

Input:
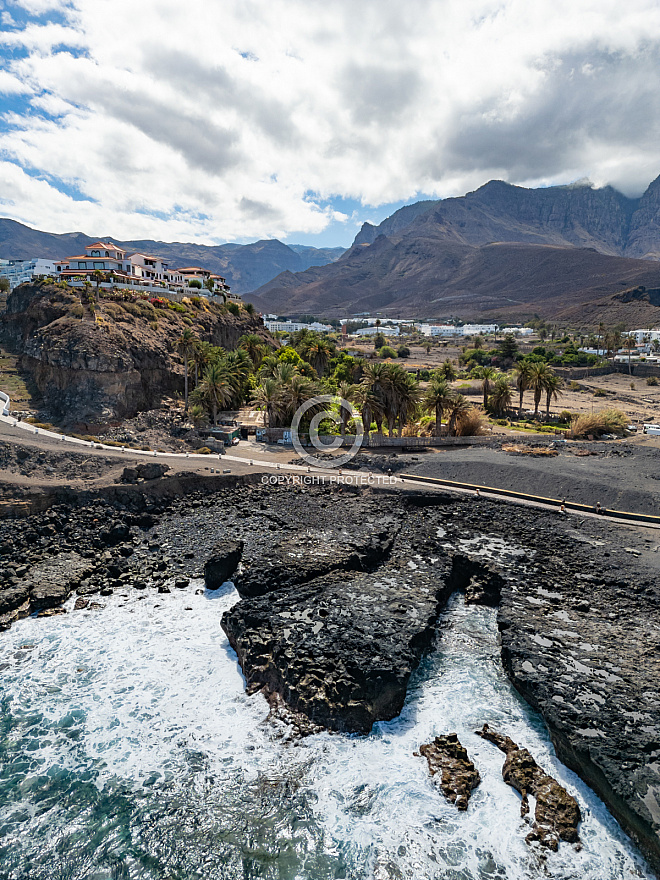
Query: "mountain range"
246 177 660 325
0 219 344 295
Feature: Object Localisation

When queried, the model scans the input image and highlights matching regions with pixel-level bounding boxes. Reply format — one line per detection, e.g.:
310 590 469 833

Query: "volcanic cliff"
0 282 269 425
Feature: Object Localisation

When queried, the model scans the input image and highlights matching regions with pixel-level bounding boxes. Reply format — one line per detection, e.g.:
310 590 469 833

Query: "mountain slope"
0 220 345 294
247 177 660 320
247 237 660 322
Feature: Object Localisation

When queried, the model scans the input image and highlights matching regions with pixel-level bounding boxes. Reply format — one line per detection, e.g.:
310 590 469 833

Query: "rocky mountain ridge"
248 176 660 322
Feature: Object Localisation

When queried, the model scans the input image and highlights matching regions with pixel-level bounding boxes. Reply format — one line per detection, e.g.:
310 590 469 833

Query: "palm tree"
622 335 637 375
439 359 457 381
251 378 283 428
273 362 298 386
361 362 391 435
238 333 266 369
223 349 253 406
424 377 454 436
543 372 563 419
176 327 196 412
199 362 235 425
489 375 513 416
446 394 471 436
258 354 281 380
337 382 359 435
299 335 334 377
394 371 421 437
529 362 552 418
512 361 533 415
597 321 605 356
191 340 214 388
279 374 321 423
474 366 498 409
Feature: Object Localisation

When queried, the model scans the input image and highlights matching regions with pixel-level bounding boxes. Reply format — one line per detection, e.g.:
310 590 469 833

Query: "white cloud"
1 0 660 242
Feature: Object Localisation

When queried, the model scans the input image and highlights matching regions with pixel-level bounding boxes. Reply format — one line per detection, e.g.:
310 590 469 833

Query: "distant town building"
500 327 533 336
352 325 400 337
416 324 457 337
0 258 58 289
264 320 333 333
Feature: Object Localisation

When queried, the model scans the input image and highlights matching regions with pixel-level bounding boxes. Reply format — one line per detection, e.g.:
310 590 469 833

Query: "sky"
1 0 660 248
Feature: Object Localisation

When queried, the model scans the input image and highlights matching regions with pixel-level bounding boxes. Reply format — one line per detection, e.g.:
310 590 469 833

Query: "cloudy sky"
1 0 660 247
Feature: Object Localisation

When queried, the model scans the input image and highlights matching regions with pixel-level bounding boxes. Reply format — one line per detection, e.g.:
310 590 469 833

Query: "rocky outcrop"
497 554 660 870
204 539 244 590
222 548 456 734
0 282 270 424
0 551 97 627
477 723 581 850
121 463 170 483
417 733 481 810
233 521 396 599
1 480 660 870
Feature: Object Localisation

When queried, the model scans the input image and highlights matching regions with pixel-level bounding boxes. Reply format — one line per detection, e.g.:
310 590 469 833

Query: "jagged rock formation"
248 177 660 321
204 539 244 590
0 281 270 424
476 723 581 850
417 733 481 810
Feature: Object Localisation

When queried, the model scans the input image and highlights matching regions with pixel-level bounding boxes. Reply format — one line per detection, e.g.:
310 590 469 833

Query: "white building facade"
0 259 58 289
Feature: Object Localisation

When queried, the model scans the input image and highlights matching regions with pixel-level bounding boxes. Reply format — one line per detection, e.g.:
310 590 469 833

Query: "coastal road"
1 412 659 531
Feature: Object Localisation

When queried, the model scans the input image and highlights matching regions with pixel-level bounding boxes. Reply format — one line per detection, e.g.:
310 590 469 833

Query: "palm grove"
177 327 569 438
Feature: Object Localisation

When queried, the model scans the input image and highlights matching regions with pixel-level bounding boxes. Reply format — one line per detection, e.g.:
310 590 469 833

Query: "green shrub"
196 446 213 454
188 280 202 290
646 376 659 386
569 381 581 391
594 388 607 397
559 410 573 423
70 304 84 318
227 302 240 316
379 345 397 359
397 345 410 358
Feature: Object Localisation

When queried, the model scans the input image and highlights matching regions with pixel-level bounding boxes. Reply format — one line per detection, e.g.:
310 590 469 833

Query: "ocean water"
0 582 653 880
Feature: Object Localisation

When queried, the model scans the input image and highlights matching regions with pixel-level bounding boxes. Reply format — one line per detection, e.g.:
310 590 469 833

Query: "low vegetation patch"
569 409 629 439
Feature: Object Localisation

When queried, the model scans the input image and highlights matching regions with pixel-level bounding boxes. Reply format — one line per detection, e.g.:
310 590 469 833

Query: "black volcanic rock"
233 520 396 598
204 539 244 589
222 551 455 734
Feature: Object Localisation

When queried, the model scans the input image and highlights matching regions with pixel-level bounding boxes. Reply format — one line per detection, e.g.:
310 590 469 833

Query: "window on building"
78 262 87 269
91 251 99 257
94 262 104 269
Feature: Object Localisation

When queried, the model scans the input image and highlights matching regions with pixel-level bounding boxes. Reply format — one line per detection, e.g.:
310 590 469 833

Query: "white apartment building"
417 324 457 337
352 325 400 337
0 258 58 289
265 320 333 333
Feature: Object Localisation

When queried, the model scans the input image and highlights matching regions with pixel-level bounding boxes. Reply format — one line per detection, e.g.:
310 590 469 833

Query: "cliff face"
0 282 269 425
